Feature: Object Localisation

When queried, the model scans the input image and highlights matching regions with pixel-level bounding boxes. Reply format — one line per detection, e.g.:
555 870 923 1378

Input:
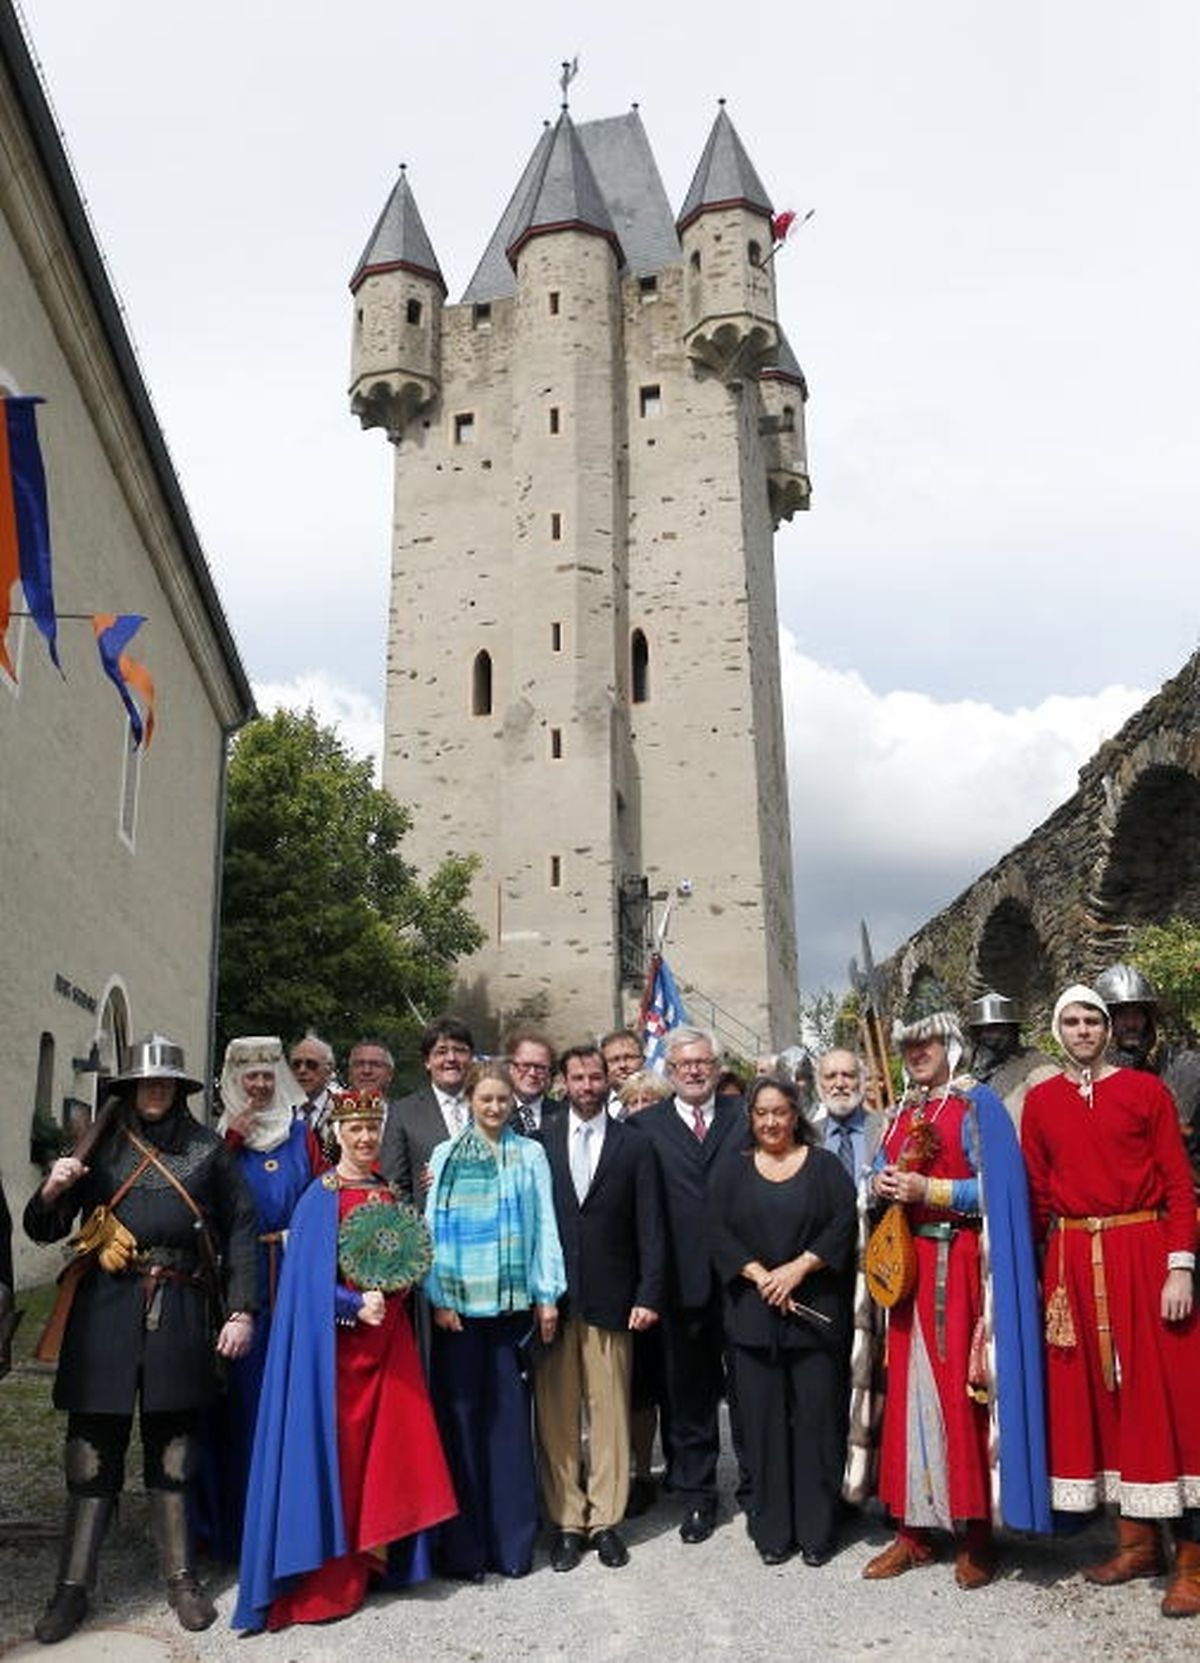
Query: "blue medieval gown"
233 1172 456 1631
191 1116 316 1560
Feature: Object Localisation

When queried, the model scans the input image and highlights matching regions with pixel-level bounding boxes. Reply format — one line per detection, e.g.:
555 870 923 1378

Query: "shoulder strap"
123 1126 206 1224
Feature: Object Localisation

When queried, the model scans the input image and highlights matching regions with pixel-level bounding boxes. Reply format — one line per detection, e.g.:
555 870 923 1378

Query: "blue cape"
968 1085 1052 1533
232 1176 344 1631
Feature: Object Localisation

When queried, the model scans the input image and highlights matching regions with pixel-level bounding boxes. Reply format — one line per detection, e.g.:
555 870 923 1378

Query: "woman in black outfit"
709 1075 857 1566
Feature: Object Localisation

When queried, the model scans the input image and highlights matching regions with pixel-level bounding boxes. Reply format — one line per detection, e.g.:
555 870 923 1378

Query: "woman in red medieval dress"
234 1090 457 1632
1022 984 1200 1620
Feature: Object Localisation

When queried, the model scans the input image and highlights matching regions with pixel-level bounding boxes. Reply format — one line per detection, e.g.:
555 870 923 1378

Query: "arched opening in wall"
1098 764 1200 923
30 1030 59 1165
631 630 649 704
97 983 131 1088
747 239 762 267
905 964 950 1015
471 650 493 717
976 898 1054 1016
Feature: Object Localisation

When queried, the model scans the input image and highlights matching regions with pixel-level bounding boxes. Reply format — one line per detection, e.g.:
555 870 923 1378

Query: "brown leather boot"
863 1529 935 1579
1083 1517 1165 1585
955 1520 994 1589
1162 1540 1200 1618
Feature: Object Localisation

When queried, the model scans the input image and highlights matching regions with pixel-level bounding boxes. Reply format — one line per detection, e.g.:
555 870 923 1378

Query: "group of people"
13 961 1200 1642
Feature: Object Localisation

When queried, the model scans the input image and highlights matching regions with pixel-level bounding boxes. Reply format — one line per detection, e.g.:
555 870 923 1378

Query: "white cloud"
252 674 384 776
252 646 1149 1001
781 629 1146 989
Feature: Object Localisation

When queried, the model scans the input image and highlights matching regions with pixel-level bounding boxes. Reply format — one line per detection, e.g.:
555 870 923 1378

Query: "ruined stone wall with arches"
887 653 1200 1031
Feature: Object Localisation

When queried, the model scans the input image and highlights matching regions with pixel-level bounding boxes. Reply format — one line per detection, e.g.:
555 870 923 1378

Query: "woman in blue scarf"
425 1060 565 1578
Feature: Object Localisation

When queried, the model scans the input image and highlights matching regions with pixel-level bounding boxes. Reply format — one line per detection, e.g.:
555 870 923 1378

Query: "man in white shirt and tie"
535 1044 664 1572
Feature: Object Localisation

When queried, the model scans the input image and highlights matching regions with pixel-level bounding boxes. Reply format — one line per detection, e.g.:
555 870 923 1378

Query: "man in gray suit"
378 1018 475 1206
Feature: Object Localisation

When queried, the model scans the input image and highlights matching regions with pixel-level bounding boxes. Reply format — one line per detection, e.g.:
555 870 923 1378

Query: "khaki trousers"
534 1316 632 1533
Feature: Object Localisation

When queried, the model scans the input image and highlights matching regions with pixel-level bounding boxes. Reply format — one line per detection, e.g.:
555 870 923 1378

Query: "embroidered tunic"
1022 1068 1200 1516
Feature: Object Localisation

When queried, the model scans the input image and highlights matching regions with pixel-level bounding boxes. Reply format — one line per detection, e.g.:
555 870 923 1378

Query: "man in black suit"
535 1044 664 1572
378 1018 474 1206
630 1025 744 1542
504 1027 561 1137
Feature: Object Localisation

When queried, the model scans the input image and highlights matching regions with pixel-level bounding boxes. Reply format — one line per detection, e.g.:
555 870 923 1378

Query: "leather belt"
259 1230 286 1310
1054 1210 1162 1390
912 1219 980 1358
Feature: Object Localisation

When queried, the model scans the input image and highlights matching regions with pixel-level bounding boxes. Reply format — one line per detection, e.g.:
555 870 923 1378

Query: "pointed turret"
677 103 777 383
505 111 623 270
759 332 812 522
677 102 772 233
348 167 444 442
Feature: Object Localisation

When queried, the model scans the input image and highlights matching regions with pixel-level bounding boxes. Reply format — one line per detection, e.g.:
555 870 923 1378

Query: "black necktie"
833 1120 856 1180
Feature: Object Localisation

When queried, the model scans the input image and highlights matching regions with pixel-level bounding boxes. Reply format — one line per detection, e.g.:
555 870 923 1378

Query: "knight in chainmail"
965 992 1058 1131
1096 963 1200 1197
23 1034 257 1645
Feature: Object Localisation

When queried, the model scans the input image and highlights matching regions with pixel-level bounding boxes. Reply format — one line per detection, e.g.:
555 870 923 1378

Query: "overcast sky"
16 0 1198 997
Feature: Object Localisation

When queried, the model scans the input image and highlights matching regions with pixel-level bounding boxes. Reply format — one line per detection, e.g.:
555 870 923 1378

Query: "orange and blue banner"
92 613 156 749
0 395 59 677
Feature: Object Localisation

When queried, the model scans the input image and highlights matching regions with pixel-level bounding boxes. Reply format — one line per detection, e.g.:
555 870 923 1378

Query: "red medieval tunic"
268 1185 457 1627
876 1092 991 1528
1022 1068 1200 1517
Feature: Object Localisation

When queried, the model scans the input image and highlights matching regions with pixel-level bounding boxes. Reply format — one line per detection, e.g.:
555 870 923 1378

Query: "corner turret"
348 167 445 442
759 332 811 522
677 103 777 382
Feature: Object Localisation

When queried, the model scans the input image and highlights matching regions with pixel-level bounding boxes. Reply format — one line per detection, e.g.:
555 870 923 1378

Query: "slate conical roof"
762 330 809 397
677 103 772 232
504 109 623 269
350 166 446 294
463 110 677 304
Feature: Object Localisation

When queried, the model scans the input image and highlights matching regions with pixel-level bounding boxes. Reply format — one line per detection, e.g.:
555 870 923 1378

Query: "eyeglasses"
291 1058 323 1071
671 1058 716 1073
509 1059 550 1075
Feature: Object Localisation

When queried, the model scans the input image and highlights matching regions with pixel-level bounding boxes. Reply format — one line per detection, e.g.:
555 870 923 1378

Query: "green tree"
1129 917 1200 1038
216 709 483 1067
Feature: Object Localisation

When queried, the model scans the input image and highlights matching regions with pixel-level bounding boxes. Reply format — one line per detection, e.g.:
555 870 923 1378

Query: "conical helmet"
1094 964 1159 1010
967 991 1019 1028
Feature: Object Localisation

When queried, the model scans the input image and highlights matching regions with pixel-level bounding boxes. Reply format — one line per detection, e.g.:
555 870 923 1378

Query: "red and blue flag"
0 395 59 676
93 613 156 749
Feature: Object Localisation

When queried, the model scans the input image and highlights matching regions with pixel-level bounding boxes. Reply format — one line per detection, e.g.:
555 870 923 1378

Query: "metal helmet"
109 1032 203 1094
1094 963 1159 1011
967 992 1019 1029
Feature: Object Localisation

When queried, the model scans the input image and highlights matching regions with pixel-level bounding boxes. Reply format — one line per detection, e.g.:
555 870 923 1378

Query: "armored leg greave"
147 1489 216 1632
33 1495 112 1645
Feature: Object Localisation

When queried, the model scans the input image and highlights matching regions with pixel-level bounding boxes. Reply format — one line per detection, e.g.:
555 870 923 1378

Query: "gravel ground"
3 1301 1196 1663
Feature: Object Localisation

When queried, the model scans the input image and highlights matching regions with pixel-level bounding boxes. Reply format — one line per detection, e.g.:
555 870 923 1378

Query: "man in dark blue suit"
630 1026 745 1542
535 1045 665 1571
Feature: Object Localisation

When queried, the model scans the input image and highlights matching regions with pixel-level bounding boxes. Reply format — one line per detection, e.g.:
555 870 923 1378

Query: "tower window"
472 303 491 330
550 512 562 542
549 855 562 888
551 621 563 652
406 298 423 325
550 727 563 759
119 745 140 848
639 275 658 301
548 406 560 435
454 412 475 445
631 629 650 704
471 649 493 716
748 240 762 267
639 385 662 419
781 404 796 432
548 290 561 315
690 249 701 272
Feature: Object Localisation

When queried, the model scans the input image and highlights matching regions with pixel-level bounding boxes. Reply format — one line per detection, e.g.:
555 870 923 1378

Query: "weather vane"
559 56 579 107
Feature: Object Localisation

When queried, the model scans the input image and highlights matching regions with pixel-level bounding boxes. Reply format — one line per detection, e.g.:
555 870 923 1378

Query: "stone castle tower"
349 101 809 1051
